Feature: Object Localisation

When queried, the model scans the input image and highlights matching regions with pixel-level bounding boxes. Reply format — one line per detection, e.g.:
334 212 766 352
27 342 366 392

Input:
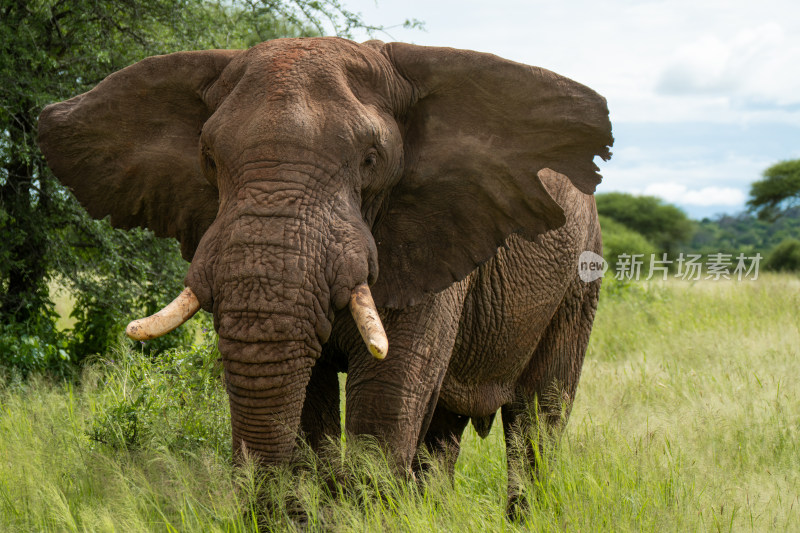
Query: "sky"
340 0 800 219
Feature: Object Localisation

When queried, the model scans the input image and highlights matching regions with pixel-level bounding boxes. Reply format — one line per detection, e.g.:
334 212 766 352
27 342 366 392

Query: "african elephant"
38 37 612 502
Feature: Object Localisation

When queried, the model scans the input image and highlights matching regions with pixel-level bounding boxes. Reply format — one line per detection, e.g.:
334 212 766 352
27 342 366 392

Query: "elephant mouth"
125 283 388 359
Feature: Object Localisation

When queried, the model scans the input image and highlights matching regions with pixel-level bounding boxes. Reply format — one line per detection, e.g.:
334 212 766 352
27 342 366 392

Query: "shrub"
88 328 229 453
764 238 800 272
0 313 71 376
595 192 694 254
599 215 657 274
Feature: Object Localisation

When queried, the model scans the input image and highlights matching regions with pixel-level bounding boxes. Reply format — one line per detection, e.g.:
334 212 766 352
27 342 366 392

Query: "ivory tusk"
126 287 201 341
349 283 389 360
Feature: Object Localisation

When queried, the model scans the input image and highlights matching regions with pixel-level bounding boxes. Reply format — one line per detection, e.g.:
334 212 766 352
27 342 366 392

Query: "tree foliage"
595 192 695 255
764 238 800 273
688 207 800 255
599 215 657 272
1 0 397 370
747 159 800 221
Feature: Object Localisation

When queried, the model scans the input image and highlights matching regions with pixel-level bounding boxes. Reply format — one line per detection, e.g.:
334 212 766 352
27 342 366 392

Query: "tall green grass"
1 274 799 531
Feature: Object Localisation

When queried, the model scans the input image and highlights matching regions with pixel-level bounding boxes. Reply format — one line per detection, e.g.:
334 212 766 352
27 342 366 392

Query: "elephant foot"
505 491 531 522
413 404 470 480
285 499 311 531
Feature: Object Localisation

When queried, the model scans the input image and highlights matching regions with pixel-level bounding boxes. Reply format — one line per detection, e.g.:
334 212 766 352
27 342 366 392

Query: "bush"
599 215 658 273
0 311 71 376
764 238 800 272
596 192 694 254
61 221 195 362
88 328 229 453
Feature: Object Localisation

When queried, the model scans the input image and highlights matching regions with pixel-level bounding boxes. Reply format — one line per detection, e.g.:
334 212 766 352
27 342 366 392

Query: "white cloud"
600 132 772 197
597 135 773 215
641 183 747 207
656 23 800 108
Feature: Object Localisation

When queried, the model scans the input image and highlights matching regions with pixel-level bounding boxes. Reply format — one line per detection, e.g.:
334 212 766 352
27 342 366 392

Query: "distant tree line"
597 158 800 276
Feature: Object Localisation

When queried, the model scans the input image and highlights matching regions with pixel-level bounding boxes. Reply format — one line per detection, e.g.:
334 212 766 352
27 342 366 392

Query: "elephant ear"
37 50 241 260
371 43 613 308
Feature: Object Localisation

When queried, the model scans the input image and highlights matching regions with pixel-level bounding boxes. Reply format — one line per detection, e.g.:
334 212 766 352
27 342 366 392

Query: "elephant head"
38 37 612 464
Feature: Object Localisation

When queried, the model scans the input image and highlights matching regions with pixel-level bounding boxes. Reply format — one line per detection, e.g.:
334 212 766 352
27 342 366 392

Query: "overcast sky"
341 0 800 219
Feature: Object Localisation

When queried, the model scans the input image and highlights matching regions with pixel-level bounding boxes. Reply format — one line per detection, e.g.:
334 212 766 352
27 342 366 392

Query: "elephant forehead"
210 38 394 112
254 41 343 97
203 39 393 149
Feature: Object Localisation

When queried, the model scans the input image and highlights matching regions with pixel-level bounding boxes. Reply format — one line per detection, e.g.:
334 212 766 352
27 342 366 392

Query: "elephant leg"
341 286 465 473
299 356 341 454
502 276 601 518
413 403 470 479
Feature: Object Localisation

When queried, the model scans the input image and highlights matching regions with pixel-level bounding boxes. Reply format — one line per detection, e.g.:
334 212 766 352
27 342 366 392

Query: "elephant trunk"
220 337 316 463
202 211 344 461
179 165 384 462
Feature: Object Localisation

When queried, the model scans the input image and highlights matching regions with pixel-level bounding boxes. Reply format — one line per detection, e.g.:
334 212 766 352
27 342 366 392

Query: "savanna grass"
1 274 798 531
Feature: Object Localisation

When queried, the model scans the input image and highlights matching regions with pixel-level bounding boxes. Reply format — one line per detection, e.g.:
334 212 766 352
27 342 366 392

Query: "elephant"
37 37 612 506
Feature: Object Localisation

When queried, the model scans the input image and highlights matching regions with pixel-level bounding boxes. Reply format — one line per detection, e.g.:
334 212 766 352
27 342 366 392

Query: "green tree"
747 159 800 221
595 192 695 255
1 0 404 369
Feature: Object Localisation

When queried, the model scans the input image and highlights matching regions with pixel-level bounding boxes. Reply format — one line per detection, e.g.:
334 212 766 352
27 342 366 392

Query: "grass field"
2 274 799 531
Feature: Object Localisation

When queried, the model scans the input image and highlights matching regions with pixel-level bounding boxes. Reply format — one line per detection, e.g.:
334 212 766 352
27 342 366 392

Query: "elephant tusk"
349 283 389 360
125 287 201 341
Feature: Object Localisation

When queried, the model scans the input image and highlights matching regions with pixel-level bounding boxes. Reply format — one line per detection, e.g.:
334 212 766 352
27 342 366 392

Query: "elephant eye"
363 151 378 169
202 148 218 185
